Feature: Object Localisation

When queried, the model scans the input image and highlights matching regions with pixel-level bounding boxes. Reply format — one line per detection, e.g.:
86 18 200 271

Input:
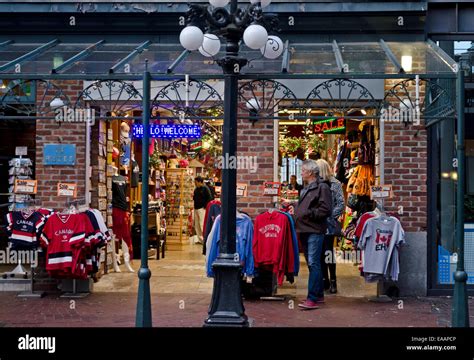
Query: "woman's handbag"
327 217 342 236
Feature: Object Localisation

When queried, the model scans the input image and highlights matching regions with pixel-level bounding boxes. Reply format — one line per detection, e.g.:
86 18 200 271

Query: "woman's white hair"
302 160 320 177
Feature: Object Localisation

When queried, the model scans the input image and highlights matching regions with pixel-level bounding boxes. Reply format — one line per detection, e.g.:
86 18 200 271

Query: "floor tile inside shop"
94 242 377 298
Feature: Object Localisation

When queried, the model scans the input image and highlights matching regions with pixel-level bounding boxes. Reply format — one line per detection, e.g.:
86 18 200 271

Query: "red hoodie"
253 211 294 285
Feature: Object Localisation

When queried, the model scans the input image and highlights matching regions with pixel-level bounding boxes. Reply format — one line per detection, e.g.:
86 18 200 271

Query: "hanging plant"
306 134 327 155
280 136 303 155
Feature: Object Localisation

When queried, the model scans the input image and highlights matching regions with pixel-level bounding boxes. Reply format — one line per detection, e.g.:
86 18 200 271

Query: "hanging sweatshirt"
279 211 300 276
206 213 254 277
253 211 294 285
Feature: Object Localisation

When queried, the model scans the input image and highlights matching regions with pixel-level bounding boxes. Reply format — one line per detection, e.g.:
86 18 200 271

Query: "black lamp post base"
204 257 249 328
452 270 470 327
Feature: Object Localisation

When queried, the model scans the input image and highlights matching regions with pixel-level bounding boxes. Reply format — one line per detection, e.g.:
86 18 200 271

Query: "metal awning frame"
0 38 459 80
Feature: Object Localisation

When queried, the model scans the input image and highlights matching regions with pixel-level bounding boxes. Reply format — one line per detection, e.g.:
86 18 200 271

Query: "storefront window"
433 40 474 286
434 117 457 285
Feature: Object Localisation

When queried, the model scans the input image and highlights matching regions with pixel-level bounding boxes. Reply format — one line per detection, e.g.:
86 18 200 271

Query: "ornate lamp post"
179 0 283 327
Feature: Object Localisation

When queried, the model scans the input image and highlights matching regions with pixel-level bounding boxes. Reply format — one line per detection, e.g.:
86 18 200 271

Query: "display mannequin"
112 166 134 273
120 122 131 168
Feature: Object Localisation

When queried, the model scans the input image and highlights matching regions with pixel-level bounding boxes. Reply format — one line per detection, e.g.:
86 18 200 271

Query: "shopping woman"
316 159 345 294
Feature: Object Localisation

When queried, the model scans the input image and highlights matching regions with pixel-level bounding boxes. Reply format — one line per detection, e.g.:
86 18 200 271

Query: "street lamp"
180 0 282 327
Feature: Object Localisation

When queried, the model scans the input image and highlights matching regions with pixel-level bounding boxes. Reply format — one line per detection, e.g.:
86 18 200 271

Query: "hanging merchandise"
40 212 99 279
348 165 374 196
202 200 221 256
277 208 300 276
5 208 52 250
206 212 254 278
253 209 295 286
357 211 405 282
346 123 375 196
120 122 131 167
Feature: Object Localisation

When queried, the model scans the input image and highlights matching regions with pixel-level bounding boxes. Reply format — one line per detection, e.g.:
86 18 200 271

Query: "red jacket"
253 211 294 285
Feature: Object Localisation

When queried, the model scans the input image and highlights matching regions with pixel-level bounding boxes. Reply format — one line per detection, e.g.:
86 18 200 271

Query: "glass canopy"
0 39 457 76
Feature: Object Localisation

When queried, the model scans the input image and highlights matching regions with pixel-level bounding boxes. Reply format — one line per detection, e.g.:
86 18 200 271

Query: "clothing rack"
256 205 294 302
60 278 90 298
17 249 45 298
59 199 91 298
367 198 394 303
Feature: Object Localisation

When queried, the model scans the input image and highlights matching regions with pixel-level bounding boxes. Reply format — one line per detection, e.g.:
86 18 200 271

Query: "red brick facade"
35 80 86 209
236 82 276 218
383 77 427 232
236 118 275 217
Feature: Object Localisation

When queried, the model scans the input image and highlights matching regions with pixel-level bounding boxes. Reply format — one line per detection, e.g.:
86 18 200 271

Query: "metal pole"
136 70 152 327
204 2 248 325
452 68 469 328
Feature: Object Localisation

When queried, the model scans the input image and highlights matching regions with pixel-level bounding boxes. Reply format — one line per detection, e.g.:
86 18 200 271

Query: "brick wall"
34 80 86 291
236 81 276 218
236 118 275 218
383 76 427 232
35 80 86 209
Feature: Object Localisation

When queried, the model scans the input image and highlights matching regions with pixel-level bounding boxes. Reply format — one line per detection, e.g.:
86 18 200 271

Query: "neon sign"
313 118 345 134
132 124 201 139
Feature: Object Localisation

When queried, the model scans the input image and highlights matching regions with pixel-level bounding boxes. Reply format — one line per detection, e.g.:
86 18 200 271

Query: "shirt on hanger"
358 216 405 278
253 211 294 285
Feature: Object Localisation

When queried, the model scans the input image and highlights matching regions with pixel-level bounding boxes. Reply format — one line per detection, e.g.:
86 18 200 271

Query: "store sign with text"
263 182 282 196
14 179 37 194
237 183 248 197
313 118 345 134
43 144 76 166
370 185 393 200
57 183 77 198
132 124 201 139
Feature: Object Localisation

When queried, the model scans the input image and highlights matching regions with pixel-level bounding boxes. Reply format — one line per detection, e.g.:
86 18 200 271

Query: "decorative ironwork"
383 79 455 125
0 80 70 117
74 80 142 118
152 79 223 118
238 79 299 120
151 79 223 140
304 79 379 117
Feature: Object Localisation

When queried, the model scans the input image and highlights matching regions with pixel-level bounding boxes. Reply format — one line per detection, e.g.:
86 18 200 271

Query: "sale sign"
57 183 77 198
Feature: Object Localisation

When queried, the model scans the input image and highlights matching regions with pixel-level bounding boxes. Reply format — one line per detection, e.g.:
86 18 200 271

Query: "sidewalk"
1 244 472 327
0 291 472 327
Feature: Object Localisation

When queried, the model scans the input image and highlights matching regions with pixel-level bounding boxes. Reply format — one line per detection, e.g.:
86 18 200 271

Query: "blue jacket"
279 211 300 276
207 213 254 277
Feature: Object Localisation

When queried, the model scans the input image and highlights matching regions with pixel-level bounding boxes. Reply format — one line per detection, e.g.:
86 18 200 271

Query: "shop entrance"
276 80 381 297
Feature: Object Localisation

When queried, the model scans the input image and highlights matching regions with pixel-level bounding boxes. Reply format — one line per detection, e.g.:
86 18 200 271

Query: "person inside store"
112 166 134 272
206 179 217 200
291 160 332 310
193 176 213 245
316 159 345 294
288 174 303 195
